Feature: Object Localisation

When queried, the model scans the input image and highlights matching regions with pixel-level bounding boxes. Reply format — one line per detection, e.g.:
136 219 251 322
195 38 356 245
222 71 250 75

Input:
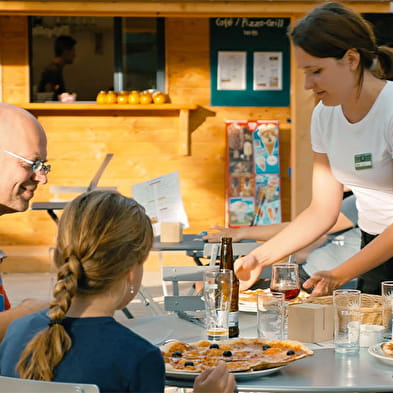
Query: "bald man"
0 103 49 341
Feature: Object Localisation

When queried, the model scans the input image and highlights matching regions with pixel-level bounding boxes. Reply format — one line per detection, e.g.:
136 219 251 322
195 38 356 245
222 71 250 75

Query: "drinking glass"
257 291 285 339
381 281 393 339
270 263 300 338
203 269 233 341
333 289 361 354
270 263 300 300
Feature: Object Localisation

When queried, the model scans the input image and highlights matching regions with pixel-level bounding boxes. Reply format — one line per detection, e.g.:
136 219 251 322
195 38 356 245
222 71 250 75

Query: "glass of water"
257 291 285 340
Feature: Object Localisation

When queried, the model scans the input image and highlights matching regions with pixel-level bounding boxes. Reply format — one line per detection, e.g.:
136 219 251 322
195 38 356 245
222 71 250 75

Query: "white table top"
119 312 393 392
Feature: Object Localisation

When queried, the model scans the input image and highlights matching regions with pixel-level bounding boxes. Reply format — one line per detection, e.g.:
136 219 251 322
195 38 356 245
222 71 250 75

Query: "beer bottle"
219 237 239 337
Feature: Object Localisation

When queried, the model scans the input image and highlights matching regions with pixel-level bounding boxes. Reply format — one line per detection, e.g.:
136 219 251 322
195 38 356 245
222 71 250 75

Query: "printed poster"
217 51 247 90
226 120 281 227
253 52 283 91
132 171 189 235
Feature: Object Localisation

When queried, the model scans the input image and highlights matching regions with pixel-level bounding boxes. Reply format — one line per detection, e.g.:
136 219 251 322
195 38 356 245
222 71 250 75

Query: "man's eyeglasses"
3 150 51 175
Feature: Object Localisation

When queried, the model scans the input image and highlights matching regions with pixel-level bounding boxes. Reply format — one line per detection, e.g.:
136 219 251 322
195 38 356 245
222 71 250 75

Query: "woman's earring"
130 285 135 294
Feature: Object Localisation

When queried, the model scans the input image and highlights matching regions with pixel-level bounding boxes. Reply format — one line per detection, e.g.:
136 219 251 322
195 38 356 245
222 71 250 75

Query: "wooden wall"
0 15 291 271
0 0 388 271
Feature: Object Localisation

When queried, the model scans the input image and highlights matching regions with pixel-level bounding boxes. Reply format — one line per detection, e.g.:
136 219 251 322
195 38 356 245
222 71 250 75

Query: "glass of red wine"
270 263 300 300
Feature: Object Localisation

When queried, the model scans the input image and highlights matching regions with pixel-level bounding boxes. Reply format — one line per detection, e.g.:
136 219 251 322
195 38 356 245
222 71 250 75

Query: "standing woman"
0 191 235 393
235 2 393 295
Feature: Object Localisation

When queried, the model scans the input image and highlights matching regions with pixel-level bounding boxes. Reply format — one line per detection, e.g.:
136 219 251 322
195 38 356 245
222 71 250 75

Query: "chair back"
203 241 272 279
0 376 100 393
162 265 213 312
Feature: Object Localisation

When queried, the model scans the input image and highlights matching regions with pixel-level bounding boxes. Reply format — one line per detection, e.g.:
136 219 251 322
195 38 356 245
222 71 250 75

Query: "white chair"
49 153 117 202
203 241 272 280
162 265 212 326
0 375 99 393
0 249 7 263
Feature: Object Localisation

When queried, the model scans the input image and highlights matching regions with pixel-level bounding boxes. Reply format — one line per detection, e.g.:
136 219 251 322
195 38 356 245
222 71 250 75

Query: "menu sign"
226 120 281 227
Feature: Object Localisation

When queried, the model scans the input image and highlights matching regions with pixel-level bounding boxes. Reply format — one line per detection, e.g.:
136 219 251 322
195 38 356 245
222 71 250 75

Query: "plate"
239 302 257 313
368 342 393 366
166 365 285 381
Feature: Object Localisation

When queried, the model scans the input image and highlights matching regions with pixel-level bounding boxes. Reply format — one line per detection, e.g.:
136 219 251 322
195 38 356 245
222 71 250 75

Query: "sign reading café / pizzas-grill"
215 17 286 31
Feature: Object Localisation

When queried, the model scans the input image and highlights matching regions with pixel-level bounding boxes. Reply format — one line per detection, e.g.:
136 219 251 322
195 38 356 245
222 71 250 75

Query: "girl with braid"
0 190 236 393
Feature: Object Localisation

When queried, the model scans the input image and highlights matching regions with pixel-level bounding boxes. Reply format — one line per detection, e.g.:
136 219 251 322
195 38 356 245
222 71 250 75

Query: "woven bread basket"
303 294 383 325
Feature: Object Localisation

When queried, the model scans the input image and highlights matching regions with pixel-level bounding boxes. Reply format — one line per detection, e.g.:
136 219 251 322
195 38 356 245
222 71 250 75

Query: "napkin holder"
288 303 333 343
160 222 183 243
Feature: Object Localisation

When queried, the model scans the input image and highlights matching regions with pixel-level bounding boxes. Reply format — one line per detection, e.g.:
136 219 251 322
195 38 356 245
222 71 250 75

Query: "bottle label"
228 311 239 328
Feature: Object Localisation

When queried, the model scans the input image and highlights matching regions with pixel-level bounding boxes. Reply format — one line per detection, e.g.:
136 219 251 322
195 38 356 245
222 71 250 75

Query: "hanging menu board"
210 17 290 107
226 120 282 227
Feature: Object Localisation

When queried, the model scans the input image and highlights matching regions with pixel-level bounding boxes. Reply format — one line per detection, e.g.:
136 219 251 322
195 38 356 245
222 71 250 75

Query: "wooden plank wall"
0 15 289 271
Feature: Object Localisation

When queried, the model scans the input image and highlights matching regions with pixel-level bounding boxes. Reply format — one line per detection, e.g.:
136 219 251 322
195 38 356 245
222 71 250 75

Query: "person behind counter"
234 2 393 296
38 35 77 102
0 190 236 393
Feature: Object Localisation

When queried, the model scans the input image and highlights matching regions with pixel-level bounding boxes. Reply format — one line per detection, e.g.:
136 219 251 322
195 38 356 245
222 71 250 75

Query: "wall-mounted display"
210 17 290 106
226 120 282 227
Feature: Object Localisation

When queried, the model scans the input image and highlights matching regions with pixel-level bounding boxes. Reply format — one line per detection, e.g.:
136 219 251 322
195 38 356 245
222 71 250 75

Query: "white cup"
257 291 285 340
333 289 361 354
359 324 384 347
203 269 233 341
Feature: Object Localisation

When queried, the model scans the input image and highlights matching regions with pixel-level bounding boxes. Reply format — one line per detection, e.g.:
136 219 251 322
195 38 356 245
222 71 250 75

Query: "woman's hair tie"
48 319 64 327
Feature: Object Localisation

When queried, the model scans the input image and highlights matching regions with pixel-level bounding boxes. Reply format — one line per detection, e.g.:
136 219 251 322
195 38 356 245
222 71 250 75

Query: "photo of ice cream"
229 198 254 226
227 122 245 159
243 133 253 161
255 156 266 172
257 123 278 156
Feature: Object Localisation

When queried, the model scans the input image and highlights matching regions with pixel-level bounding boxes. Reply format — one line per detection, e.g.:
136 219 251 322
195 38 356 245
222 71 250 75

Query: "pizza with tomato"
161 338 313 374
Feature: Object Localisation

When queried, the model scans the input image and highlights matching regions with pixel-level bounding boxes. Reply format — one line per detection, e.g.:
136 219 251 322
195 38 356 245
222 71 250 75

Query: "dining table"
120 310 393 392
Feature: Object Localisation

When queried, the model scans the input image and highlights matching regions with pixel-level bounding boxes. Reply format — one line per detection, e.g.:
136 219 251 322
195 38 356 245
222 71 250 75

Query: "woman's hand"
193 361 236 393
234 254 264 291
303 270 342 296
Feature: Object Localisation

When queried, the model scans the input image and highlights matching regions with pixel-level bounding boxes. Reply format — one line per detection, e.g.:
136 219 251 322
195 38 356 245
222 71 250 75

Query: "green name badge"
354 153 372 170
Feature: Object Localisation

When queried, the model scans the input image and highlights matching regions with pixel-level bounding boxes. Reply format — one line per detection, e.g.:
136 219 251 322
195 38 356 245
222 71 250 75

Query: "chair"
49 153 117 203
0 249 7 263
162 265 212 326
0 375 99 393
203 241 272 279
162 242 266 325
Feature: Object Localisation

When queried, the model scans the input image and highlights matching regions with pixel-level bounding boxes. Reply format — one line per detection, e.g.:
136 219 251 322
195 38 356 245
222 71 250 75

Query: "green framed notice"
210 17 290 107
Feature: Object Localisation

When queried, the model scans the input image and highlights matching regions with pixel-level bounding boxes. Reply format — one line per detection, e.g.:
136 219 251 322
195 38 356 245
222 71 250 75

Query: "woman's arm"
234 153 344 290
304 223 393 295
203 223 289 243
304 160 393 296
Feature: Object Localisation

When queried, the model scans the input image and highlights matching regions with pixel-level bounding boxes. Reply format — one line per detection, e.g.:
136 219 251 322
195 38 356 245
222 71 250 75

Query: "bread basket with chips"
303 294 383 325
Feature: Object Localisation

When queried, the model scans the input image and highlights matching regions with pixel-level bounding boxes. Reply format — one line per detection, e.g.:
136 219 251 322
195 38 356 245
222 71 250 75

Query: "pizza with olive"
161 338 313 374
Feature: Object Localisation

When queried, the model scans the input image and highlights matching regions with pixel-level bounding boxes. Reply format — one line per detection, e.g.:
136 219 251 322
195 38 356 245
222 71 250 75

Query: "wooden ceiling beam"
0 1 389 17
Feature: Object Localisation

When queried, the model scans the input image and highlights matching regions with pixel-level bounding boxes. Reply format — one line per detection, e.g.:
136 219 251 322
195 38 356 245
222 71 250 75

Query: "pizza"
239 288 310 306
381 342 393 357
161 337 313 374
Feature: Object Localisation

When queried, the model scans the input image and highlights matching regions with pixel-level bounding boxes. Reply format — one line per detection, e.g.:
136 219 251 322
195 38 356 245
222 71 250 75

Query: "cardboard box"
288 303 333 343
160 222 183 243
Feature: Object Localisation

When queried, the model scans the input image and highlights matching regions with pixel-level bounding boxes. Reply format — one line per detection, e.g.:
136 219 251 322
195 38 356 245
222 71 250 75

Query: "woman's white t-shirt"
311 81 393 235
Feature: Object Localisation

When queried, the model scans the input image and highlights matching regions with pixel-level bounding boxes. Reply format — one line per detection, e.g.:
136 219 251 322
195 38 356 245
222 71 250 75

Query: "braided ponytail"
16 190 153 381
16 255 83 380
